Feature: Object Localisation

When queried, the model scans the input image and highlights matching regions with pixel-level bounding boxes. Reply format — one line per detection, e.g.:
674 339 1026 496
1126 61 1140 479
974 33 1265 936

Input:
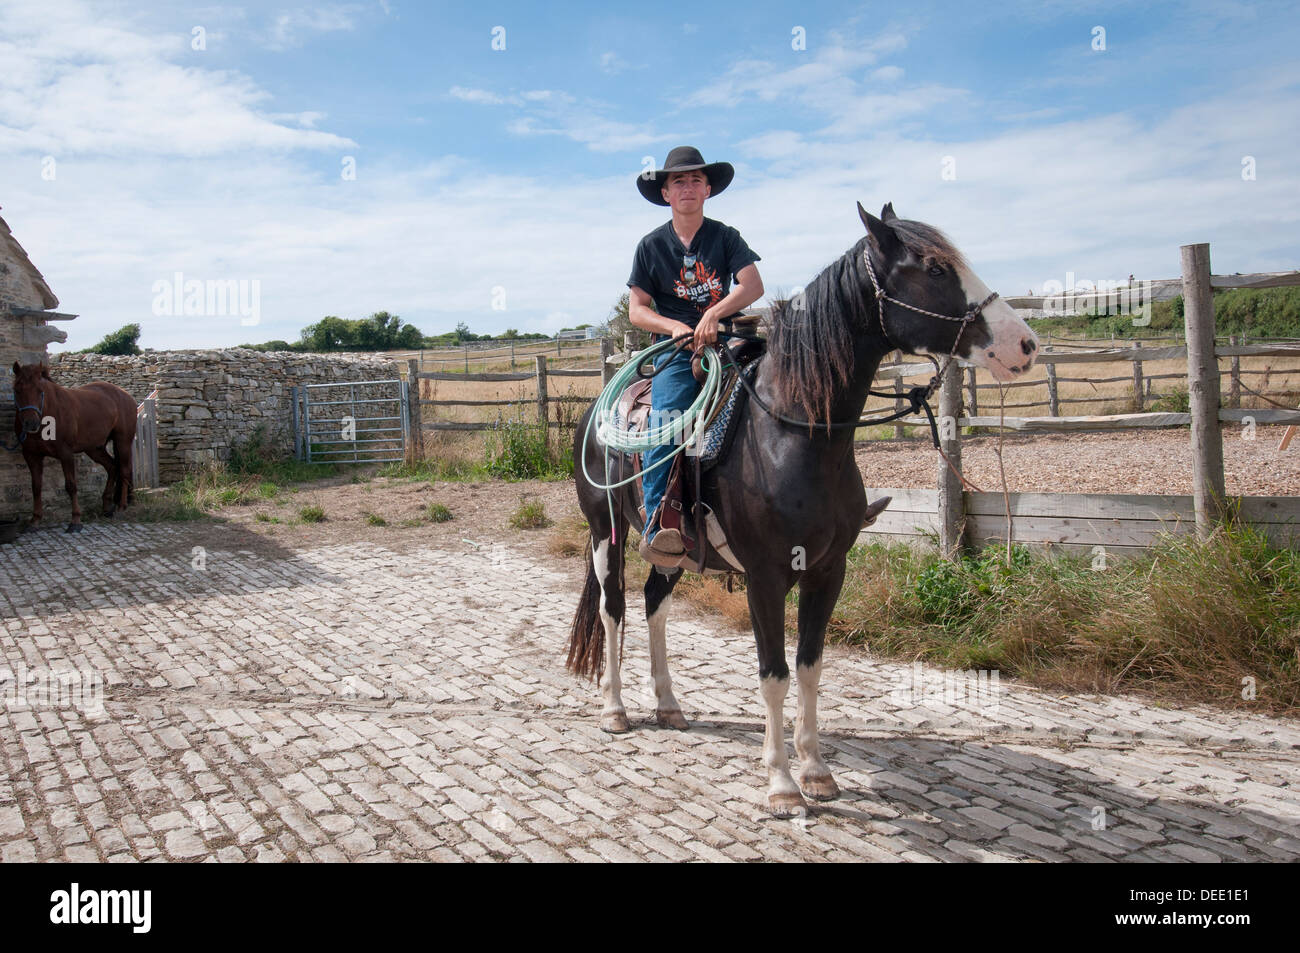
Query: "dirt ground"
223 472 589 559
855 426 1300 496
216 424 1300 564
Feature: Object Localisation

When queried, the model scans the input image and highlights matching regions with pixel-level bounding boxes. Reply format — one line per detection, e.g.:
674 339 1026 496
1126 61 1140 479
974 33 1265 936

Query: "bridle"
732 244 1002 442
864 245 1000 399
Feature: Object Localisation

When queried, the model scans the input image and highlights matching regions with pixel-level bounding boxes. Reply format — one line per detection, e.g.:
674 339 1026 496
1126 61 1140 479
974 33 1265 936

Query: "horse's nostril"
1021 337 1036 355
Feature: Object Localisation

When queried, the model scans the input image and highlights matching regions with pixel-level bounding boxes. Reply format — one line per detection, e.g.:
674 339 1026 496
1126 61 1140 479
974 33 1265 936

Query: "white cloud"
684 31 909 108
0 0 354 157
261 5 361 51
6 1 1295 355
598 51 627 75
449 86 518 106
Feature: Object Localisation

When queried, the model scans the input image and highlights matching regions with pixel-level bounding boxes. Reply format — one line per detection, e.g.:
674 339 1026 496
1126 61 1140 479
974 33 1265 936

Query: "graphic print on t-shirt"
674 251 723 313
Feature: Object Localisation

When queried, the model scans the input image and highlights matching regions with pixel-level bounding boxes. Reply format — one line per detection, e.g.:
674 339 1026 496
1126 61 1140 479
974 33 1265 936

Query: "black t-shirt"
627 217 761 329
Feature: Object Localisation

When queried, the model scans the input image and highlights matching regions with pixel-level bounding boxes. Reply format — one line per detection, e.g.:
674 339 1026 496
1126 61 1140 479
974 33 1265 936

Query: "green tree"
597 292 638 347
83 323 142 355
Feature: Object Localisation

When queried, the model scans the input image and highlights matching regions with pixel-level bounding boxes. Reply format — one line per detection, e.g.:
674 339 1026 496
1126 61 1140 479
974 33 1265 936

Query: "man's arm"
694 263 764 351
628 285 695 342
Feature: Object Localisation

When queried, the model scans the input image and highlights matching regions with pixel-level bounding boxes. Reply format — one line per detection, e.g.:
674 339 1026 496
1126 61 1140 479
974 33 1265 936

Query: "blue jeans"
642 344 701 538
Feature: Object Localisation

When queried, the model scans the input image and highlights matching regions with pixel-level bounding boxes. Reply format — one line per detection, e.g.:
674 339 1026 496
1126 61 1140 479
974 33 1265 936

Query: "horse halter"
862 245 1000 399
3 388 44 451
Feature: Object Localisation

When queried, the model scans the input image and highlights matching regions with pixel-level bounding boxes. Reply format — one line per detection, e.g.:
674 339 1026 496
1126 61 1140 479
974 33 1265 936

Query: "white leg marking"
593 538 626 729
795 660 837 798
647 595 682 716
760 675 803 812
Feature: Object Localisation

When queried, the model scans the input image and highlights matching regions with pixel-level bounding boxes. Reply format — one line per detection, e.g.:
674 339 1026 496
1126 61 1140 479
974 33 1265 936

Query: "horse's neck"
753 335 888 452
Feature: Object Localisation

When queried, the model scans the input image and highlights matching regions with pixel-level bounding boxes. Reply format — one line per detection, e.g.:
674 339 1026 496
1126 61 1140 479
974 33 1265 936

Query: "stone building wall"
1 349 402 518
1 214 65 523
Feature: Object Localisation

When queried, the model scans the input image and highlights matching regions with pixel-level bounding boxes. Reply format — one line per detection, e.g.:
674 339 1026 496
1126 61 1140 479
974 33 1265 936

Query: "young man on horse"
627 146 764 566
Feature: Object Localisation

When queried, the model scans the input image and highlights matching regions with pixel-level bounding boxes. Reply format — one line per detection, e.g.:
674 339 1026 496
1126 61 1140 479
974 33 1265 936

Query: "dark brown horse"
10 362 137 533
569 203 1039 815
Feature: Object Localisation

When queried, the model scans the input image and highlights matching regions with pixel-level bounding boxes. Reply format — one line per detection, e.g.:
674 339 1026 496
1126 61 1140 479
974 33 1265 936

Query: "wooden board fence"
409 356 602 432
858 487 1300 555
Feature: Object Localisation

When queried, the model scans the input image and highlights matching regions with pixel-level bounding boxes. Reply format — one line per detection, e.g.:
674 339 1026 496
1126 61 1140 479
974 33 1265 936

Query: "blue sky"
1 0 1297 351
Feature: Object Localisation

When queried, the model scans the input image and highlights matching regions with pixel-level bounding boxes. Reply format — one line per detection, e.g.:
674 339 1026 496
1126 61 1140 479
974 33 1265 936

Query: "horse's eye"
928 264 945 277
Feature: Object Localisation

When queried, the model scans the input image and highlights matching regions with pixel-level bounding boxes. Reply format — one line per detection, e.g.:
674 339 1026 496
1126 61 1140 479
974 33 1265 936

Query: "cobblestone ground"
1 521 1298 863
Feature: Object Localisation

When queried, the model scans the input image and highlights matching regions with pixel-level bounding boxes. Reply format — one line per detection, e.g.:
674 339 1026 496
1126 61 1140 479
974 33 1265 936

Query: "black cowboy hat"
636 146 734 206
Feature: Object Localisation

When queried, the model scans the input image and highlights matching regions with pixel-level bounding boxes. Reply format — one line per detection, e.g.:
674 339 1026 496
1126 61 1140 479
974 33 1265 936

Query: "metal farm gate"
291 379 409 464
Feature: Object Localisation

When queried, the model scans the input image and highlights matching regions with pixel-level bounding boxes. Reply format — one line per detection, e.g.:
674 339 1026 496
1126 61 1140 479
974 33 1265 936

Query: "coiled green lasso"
580 335 730 538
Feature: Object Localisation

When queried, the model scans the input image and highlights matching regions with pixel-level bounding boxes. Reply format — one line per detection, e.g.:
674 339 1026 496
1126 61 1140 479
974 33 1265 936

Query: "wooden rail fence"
875 249 1300 556
399 250 1298 557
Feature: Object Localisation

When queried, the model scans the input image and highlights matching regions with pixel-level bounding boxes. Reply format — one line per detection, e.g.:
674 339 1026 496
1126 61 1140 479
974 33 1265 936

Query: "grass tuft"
827 526 1300 713
509 496 551 529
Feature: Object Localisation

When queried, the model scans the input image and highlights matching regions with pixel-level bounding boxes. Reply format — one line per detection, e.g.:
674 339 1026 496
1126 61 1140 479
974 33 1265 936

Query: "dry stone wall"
1 349 401 517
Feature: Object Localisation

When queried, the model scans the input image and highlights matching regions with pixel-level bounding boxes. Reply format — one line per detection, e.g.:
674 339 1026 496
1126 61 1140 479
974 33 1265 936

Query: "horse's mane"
767 218 966 427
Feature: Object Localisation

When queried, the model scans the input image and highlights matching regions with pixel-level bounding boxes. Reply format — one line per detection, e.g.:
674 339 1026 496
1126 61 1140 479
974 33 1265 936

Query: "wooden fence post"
1046 361 1060 416
406 359 424 462
1228 334 1241 408
937 360 965 560
535 355 549 451
893 372 905 440
600 338 615 387
965 365 978 418
1131 341 1144 411
624 330 637 357
1181 242 1226 538
510 340 516 371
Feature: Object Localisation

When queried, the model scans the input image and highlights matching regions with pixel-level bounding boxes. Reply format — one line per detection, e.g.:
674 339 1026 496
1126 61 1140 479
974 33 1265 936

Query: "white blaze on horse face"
955 263 1039 382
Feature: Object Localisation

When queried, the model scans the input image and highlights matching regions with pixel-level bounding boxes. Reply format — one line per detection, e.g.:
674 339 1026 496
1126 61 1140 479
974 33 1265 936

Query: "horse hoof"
600 711 630 734
66 523 82 534
799 773 840 801
655 709 689 730
768 792 809 818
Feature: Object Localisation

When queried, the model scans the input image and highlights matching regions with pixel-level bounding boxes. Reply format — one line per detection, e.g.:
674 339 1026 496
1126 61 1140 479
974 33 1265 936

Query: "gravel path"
855 427 1300 496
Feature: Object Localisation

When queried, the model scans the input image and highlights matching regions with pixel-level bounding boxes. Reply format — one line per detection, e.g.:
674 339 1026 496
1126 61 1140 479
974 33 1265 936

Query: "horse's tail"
566 540 606 680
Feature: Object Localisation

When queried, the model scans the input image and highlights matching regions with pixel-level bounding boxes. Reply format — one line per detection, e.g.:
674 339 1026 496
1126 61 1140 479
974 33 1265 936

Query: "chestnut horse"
10 362 137 533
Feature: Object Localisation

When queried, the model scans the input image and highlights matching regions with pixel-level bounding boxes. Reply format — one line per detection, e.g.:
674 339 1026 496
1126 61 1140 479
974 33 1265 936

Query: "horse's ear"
858 201 897 259
881 202 898 223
